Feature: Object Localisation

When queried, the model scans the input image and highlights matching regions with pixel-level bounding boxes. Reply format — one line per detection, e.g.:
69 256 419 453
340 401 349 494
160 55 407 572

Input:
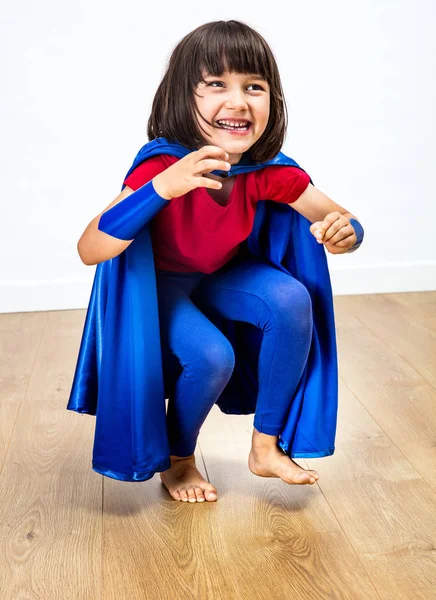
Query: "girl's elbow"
77 238 96 266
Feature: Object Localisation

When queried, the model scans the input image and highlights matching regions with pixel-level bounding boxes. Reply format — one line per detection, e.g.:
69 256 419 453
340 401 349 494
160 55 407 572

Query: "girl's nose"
225 89 249 110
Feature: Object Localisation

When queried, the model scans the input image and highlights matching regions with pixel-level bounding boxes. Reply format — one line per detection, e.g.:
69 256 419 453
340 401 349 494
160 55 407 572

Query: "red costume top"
123 154 310 273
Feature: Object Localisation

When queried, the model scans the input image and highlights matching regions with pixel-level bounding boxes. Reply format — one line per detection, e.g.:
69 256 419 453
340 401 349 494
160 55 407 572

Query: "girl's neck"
227 152 243 165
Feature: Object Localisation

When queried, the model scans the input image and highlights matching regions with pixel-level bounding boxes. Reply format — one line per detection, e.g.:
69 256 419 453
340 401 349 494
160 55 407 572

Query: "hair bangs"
193 22 272 85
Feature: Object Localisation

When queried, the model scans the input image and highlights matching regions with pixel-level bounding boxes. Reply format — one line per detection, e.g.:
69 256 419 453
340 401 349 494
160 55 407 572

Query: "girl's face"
194 70 270 165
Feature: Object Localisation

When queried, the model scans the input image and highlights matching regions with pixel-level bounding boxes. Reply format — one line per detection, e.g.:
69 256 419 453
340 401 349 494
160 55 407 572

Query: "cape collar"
130 137 300 178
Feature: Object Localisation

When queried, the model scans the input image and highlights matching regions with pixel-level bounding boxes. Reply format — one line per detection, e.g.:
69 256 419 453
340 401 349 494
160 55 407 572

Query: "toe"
187 488 197 503
173 490 181 501
195 487 205 502
296 472 311 484
179 488 189 502
306 472 317 484
205 488 218 501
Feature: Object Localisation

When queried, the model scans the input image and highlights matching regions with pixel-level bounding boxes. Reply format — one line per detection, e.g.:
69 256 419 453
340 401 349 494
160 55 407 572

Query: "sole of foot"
248 447 319 485
160 455 218 503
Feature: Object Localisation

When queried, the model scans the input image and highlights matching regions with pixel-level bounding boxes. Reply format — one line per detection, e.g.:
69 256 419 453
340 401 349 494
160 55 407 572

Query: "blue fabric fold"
67 137 358 481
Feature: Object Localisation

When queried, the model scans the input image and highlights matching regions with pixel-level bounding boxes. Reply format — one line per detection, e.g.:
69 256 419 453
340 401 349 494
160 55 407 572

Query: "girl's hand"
152 145 231 200
309 211 357 254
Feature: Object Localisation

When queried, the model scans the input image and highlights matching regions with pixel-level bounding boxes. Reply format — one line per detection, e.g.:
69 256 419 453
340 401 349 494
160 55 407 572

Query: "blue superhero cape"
67 137 339 481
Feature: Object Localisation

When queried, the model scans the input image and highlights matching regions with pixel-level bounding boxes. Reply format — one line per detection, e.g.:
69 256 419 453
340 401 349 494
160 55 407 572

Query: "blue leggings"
155 255 313 457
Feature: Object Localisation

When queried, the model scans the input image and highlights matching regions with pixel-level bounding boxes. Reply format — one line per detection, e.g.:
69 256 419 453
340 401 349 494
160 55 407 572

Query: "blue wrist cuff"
98 180 170 241
347 218 364 253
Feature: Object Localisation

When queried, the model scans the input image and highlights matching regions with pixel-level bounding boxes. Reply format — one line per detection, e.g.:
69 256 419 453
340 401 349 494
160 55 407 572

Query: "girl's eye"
207 81 264 91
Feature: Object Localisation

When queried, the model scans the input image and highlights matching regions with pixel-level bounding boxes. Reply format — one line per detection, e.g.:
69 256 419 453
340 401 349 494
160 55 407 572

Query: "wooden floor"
1 291 436 599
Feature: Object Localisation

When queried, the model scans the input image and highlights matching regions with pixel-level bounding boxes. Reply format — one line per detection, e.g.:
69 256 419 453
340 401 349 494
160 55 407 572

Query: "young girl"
70 20 364 503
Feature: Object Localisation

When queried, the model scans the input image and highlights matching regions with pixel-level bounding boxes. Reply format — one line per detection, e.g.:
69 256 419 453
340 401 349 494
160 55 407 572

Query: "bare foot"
248 445 320 485
160 454 218 502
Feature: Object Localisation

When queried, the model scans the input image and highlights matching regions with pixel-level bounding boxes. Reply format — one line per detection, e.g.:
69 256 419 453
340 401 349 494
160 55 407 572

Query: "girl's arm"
290 183 363 253
77 178 170 265
289 183 359 224
77 185 137 266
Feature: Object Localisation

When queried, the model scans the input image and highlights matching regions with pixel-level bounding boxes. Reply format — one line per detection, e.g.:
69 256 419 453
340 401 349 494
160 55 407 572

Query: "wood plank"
337 293 436 388
293 295 436 598
198 407 379 599
0 310 101 599
389 291 436 329
306 377 436 599
334 296 436 490
0 312 47 464
103 442 240 599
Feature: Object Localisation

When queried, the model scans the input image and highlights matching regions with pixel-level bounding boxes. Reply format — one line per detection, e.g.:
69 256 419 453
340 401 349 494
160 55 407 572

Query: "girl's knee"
195 339 235 378
270 281 313 331
273 280 311 312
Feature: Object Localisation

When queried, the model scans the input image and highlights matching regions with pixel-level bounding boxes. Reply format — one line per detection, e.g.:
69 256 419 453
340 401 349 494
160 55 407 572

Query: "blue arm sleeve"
97 180 170 241
346 218 364 253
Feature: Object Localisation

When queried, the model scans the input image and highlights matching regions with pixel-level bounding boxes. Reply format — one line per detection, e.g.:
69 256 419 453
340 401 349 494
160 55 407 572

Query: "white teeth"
217 120 249 128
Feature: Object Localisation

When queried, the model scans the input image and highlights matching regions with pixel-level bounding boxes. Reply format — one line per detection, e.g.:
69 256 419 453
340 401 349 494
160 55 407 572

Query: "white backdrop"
1 0 435 313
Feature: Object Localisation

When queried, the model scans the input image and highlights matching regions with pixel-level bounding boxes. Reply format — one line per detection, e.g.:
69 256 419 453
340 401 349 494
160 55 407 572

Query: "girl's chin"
212 137 252 149
204 132 254 156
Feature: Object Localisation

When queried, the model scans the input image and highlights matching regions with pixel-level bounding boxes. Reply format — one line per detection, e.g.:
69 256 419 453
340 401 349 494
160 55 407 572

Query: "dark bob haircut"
146 20 288 163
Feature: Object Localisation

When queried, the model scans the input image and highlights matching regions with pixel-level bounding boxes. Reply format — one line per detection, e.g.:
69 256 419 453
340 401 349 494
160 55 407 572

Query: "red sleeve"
255 165 311 204
123 155 168 191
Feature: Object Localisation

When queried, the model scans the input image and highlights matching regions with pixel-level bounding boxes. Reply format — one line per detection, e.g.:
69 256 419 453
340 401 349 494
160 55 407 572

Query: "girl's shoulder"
123 154 178 191
252 165 311 204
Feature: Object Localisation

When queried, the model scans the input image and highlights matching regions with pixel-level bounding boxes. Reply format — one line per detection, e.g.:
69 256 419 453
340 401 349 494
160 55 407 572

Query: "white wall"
1 0 435 313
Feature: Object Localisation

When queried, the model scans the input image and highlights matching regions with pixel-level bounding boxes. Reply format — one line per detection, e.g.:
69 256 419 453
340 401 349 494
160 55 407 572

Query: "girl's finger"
325 224 354 245
196 176 224 190
329 233 356 247
194 158 231 174
322 216 349 240
195 146 229 163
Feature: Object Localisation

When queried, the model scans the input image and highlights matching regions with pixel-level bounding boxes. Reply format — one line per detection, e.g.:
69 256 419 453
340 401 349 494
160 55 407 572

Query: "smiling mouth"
216 120 252 131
